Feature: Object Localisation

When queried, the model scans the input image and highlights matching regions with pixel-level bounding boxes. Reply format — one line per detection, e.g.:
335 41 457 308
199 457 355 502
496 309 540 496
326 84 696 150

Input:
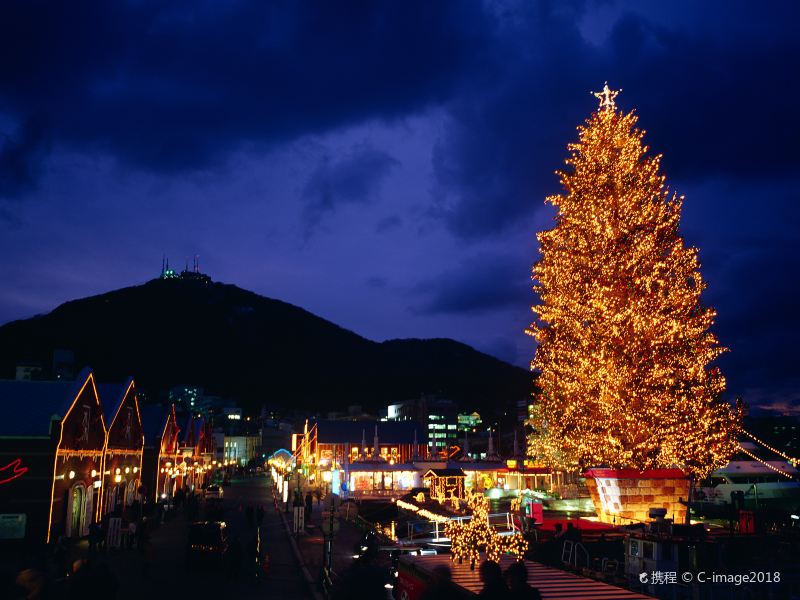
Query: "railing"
561 540 590 569
349 488 410 498
401 512 519 542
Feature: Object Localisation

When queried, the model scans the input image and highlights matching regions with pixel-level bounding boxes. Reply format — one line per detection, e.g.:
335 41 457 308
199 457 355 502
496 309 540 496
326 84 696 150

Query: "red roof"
584 468 686 479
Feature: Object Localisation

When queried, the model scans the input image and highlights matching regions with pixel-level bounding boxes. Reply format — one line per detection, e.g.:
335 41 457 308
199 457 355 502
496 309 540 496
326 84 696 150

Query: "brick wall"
585 471 689 524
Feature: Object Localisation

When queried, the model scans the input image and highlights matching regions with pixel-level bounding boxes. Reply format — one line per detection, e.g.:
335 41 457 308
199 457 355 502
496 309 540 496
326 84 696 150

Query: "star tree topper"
592 82 621 110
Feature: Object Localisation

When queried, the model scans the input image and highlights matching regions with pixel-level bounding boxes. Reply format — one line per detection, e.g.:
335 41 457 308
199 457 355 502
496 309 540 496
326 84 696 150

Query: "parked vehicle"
204 484 224 500
187 521 229 565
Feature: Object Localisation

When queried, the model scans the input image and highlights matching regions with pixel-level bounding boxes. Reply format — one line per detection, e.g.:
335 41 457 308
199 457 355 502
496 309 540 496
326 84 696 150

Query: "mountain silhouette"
0 278 532 415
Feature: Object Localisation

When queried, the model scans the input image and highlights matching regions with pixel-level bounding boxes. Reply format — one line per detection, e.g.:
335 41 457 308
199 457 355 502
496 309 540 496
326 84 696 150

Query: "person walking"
256 504 265 528
505 561 542 599
478 560 508 599
304 491 313 524
419 564 461 600
127 520 137 550
245 505 254 528
88 521 101 554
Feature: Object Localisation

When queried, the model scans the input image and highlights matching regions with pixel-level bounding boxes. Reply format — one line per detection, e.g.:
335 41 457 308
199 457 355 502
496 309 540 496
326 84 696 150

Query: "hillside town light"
91 469 97 477
68 471 75 479
125 467 130 474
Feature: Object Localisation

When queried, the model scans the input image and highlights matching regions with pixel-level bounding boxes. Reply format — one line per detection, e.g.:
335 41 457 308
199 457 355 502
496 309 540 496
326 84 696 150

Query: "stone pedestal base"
584 468 689 524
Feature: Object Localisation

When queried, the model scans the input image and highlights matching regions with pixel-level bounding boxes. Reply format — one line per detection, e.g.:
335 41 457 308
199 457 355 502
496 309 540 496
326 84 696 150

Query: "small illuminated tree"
527 84 741 479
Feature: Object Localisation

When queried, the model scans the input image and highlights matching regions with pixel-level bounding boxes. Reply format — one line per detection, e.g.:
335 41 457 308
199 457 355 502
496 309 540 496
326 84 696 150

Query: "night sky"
0 1 798 414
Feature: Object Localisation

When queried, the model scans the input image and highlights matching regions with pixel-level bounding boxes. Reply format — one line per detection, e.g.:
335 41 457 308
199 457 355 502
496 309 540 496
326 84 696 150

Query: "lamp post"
322 492 336 571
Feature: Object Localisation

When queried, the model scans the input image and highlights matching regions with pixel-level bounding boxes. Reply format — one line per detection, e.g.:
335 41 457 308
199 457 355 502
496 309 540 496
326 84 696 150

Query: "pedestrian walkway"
261 486 313 597
291 494 364 577
270 480 378 599
63 477 312 600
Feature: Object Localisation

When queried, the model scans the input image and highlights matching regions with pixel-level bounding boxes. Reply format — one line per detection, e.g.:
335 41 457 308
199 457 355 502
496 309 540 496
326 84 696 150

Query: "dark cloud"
413 254 530 316
0 0 797 413
0 0 492 184
301 144 399 230
606 11 800 181
432 2 800 239
0 115 50 198
432 3 602 238
706 239 800 407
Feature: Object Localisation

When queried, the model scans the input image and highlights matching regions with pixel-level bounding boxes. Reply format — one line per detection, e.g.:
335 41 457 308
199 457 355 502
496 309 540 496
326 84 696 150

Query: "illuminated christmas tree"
527 84 741 479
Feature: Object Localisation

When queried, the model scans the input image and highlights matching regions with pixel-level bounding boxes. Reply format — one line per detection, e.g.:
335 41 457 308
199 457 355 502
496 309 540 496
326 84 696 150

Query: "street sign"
321 514 340 535
0 513 26 539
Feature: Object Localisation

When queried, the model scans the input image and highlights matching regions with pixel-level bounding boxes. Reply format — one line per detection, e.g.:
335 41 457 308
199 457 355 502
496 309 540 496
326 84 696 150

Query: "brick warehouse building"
0 369 106 546
141 403 182 503
98 379 145 519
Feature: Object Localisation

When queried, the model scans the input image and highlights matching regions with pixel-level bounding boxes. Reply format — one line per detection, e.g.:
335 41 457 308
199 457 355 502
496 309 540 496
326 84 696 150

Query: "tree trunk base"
584 468 689 525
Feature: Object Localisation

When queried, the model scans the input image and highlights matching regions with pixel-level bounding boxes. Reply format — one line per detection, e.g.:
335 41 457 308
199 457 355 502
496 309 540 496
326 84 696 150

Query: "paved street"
72 476 312 600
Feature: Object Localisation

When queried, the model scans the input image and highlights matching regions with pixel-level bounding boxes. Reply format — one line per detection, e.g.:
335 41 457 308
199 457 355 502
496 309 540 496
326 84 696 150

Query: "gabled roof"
182 415 196 446
423 468 466 478
97 378 134 428
0 368 94 437
269 448 293 463
181 415 206 447
140 404 173 446
314 420 426 445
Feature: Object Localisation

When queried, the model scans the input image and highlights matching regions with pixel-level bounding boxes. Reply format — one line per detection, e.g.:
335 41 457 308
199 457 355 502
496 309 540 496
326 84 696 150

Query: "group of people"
229 502 268 581
13 556 119 600
290 490 316 524
421 561 542 600
222 532 263 581
242 503 266 528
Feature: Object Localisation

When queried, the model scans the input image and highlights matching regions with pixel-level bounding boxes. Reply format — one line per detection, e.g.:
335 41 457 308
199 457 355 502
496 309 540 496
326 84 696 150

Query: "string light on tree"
526 84 742 479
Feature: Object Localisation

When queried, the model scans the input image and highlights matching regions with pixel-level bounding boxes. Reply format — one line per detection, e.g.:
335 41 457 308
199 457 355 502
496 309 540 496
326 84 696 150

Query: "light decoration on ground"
446 491 527 568
395 499 450 523
526 83 741 479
